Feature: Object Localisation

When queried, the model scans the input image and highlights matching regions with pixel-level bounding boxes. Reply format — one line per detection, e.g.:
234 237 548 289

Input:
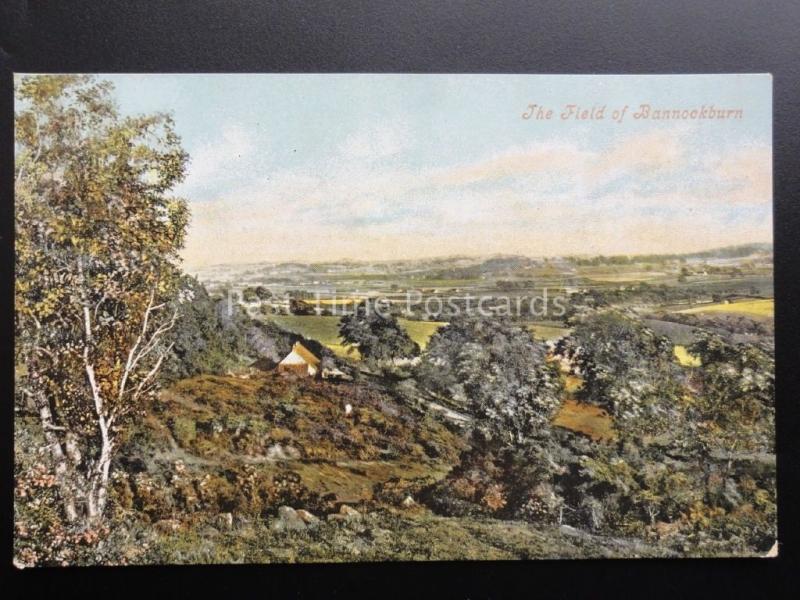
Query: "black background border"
1 1 799 597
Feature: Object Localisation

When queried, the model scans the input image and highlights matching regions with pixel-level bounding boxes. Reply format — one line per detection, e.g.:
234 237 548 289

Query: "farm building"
277 341 321 377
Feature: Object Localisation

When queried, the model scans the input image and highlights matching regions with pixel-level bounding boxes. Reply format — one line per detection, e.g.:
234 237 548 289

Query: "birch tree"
15 75 189 527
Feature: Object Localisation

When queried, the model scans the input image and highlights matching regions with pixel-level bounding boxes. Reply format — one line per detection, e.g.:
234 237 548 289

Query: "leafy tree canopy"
558 310 682 437
161 276 250 381
687 333 774 453
15 74 189 524
419 315 562 447
339 302 419 361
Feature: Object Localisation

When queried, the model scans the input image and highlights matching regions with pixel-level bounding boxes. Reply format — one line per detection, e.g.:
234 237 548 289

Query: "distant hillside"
568 243 772 267
682 243 772 260
194 243 772 275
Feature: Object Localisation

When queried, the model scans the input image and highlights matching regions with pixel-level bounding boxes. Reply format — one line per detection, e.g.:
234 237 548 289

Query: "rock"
234 514 251 528
346 537 370 556
721 479 743 510
339 504 360 517
327 505 362 523
278 506 297 518
296 509 319 524
266 443 301 461
271 506 306 532
154 519 182 534
216 512 233 531
322 367 351 381
558 524 583 537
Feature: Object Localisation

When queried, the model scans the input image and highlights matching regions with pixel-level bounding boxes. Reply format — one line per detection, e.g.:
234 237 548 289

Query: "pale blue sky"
101 74 772 267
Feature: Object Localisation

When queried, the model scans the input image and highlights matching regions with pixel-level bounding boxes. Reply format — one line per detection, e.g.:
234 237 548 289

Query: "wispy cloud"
176 124 259 199
180 124 772 267
338 120 413 162
707 144 772 204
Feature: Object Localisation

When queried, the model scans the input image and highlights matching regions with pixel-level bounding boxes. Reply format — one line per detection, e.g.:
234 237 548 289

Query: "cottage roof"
281 341 320 367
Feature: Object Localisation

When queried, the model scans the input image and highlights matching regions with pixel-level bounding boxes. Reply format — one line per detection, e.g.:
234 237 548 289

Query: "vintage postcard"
14 74 774 565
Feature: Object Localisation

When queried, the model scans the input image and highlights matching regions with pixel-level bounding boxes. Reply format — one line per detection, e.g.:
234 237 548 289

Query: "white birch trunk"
33 391 79 523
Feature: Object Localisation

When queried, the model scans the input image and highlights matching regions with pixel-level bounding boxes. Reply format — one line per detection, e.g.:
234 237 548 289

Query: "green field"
267 315 355 358
267 314 570 357
266 315 447 358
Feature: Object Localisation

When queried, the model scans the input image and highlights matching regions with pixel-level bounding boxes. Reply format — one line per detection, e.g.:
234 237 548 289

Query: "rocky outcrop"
270 506 307 532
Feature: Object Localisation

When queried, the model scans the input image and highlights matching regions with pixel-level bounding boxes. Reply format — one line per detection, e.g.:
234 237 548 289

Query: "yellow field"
327 344 361 360
676 298 774 318
673 345 701 367
314 297 360 306
563 375 583 393
528 324 570 341
585 272 665 283
398 319 447 349
553 398 616 442
551 374 616 442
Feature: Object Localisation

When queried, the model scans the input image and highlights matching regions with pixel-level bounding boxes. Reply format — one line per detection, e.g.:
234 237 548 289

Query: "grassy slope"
551 375 616 442
112 371 685 562
120 510 674 564
553 399 616 442
528 323 570 341
135 372 465 502
266 315 354 358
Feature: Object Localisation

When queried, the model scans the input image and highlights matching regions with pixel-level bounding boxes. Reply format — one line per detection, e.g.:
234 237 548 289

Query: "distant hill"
191 244 773 281
681 243 772 260
567 243 772 267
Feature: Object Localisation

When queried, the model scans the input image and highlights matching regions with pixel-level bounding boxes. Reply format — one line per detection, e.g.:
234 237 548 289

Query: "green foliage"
558 310 682 437
687 333 774 453
339 302 420 361
15 74 189 527
417 316 567 527
168 416 197 447
419 315 562 447
161 276 248 380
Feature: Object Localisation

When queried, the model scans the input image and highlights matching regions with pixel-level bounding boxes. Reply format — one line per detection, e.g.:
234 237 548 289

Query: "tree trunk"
31 386 116 527
33 391 79 523
87 437 112 523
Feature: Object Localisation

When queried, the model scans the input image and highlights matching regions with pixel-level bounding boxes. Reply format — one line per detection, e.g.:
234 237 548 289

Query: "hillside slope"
93 371 687 563
116 372 465 513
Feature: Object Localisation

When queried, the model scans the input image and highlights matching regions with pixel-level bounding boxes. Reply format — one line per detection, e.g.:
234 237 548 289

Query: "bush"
169 416 197 447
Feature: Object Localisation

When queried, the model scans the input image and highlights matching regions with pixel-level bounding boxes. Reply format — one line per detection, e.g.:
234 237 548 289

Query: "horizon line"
183 240 773 271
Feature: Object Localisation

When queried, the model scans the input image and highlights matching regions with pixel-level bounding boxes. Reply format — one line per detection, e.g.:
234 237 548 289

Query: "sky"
102 74 772 269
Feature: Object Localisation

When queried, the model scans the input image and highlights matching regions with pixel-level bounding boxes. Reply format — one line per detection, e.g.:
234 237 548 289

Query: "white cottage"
277 341 321 377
